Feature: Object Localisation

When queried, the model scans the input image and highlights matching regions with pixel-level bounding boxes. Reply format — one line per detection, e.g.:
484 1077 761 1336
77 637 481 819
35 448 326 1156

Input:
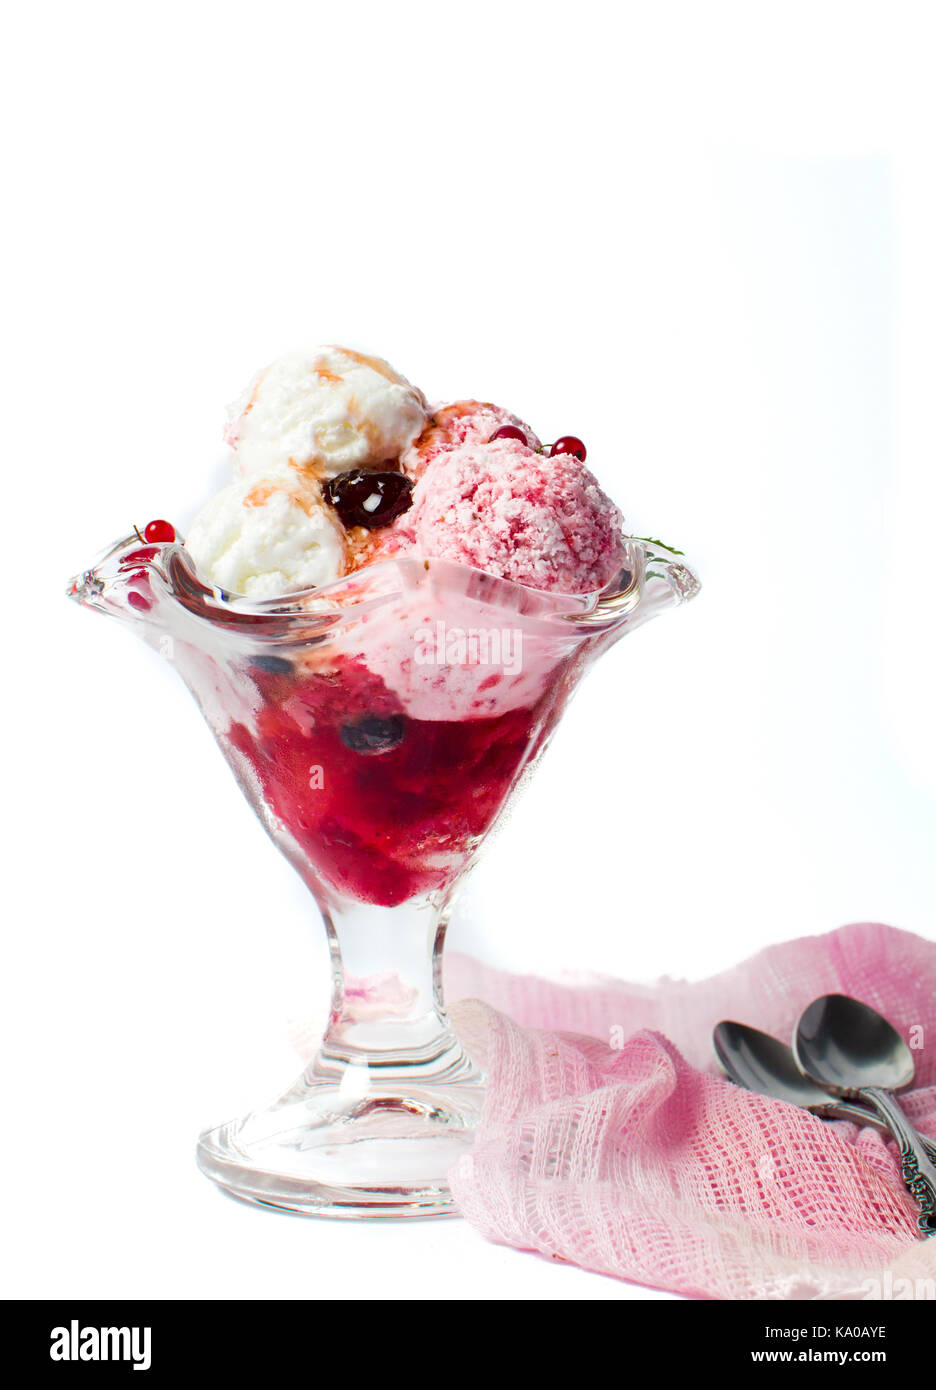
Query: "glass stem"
313 890 470 1085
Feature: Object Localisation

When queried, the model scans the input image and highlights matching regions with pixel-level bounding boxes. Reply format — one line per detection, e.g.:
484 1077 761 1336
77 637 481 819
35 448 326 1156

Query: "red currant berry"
143 519 176 544
488 425 528 445
549 436 587 463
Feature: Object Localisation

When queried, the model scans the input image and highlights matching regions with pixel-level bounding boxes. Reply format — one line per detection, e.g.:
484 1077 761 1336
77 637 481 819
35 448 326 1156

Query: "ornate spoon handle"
859 1086 936 1238
818 1100 936 1164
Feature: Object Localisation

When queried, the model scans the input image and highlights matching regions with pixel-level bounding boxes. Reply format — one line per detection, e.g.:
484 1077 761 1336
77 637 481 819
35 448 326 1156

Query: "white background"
4 1 936 1301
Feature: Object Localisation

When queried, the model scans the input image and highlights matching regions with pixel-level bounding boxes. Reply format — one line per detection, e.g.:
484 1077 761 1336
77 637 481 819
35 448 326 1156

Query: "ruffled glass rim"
69 532 699 641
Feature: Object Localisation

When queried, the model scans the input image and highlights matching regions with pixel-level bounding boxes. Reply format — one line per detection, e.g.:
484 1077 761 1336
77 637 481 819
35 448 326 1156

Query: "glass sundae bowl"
68 531 698 1217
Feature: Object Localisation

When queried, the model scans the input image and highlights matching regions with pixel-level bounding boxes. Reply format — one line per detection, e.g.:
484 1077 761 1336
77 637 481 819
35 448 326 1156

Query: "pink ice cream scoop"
402 400 540 481
401 438 625 595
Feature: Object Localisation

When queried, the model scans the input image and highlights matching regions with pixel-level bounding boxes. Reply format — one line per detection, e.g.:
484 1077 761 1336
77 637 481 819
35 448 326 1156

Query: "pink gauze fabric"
439 923 936 1300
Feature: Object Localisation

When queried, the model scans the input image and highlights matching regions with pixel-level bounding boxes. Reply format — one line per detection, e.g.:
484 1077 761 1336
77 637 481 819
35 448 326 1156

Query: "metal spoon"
793 994 936 1238
715 1021 893 1125
714 1020 936 1161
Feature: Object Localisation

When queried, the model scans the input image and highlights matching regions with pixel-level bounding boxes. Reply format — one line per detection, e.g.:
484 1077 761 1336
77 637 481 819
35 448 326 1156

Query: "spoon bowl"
711 1019 936 1147
793 994 914 1096
714 1021 840 1108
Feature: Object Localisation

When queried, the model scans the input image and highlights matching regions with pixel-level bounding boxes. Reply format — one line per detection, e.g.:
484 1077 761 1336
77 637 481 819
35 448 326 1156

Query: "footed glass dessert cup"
68 535 698 1216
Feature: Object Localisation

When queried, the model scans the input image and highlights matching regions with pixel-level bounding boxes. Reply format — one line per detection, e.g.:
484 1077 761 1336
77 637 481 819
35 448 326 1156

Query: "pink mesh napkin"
443 923 936 1299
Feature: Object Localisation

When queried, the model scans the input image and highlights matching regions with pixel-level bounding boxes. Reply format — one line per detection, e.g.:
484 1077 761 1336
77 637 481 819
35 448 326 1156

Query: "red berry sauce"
224 656 566 907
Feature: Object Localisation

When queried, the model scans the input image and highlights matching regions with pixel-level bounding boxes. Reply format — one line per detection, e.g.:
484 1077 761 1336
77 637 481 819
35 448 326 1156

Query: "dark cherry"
324 469 414 529
488 425 528 445
143 519 176 543
549 435 587 462
251 655 294 675
340 715 407 756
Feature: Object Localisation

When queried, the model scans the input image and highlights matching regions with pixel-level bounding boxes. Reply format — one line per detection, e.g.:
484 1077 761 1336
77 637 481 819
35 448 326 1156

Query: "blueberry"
340 715 407 755
252 655 294 675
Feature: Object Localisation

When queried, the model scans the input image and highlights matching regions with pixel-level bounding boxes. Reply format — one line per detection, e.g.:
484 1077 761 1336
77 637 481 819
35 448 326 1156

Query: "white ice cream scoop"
185 474 346 599
225 345 428 481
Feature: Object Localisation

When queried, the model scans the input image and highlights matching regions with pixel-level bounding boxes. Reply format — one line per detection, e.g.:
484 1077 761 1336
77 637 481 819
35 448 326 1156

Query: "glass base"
196 1063 485 1219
